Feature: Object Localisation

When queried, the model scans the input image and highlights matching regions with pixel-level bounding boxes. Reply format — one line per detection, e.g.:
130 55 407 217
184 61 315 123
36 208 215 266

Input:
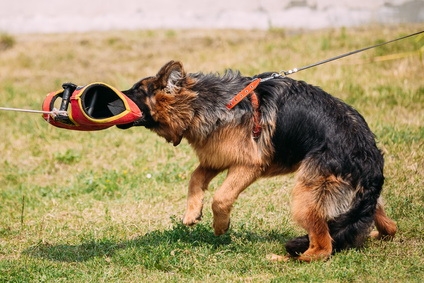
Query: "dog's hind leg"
212 165 261 235
284 234 309 257
183 166 219 226
288 175 343 262
370 198 397 240
290 185 333 262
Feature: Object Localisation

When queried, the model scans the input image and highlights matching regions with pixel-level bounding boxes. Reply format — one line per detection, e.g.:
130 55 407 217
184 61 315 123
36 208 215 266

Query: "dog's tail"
285 173 394 257
328 177 382 252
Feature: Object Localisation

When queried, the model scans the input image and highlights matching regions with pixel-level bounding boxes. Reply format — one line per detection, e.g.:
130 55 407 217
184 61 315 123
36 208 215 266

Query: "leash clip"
282 68 298 76
260 72 283 81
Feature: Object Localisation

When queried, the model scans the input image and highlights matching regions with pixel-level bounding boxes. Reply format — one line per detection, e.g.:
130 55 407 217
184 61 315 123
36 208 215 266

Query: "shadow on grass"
23 220 291 263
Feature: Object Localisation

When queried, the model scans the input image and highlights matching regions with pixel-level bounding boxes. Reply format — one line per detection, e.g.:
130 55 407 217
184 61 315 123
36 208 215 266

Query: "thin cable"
283 30 424 76
0 106 67 115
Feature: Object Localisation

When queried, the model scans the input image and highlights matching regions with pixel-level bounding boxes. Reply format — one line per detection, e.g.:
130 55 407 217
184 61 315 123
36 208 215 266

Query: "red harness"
226 78 262 139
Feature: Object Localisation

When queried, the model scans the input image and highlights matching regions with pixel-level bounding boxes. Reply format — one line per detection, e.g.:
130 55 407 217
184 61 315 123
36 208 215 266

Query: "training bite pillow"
42 82 142 131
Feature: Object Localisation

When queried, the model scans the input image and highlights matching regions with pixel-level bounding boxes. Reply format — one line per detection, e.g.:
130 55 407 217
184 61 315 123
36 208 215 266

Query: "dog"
118 61 397 261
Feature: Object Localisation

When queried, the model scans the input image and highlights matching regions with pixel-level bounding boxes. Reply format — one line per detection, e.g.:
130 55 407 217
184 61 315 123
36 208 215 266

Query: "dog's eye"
133 86 149 98
131 81 143 90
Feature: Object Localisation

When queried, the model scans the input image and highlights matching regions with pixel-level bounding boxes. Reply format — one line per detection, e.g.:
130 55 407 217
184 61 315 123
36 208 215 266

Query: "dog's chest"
190 124 264 170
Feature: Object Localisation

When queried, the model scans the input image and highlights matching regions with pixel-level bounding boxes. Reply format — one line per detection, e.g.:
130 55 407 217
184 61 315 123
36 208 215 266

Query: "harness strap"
250 92 262 139
226 78 262 138
226 78 260 109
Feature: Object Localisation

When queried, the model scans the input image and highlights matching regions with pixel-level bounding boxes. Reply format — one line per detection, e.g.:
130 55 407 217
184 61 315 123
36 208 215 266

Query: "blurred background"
0 0 423 33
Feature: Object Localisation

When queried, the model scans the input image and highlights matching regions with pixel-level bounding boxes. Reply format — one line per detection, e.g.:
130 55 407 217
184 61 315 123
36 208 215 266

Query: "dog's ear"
156 61 185 93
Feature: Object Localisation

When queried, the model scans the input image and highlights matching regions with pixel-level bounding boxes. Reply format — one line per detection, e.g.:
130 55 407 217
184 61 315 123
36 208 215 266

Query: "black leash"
282 30 424 76
231 29 423 111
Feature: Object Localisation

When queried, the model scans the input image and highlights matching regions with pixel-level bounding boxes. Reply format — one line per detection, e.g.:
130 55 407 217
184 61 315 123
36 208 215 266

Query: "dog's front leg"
183 166 219 226
212 165 261 235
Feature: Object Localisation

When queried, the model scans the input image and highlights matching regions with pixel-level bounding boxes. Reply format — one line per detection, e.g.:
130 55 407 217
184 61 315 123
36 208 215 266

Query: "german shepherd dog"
118 61 397 261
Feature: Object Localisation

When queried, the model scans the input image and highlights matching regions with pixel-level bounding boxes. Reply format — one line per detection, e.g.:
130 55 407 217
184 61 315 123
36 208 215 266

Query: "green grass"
0 24 423 282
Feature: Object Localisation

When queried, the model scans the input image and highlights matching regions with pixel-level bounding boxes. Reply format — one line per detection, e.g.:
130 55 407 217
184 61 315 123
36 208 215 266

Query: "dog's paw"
266 254 291 262
369 230 395 241
296 248 331 262
213 218 230 236
369 230 380 239
182 212 202 226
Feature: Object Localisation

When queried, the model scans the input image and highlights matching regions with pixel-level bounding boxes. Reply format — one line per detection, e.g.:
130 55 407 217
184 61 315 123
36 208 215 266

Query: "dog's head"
118 61 197 146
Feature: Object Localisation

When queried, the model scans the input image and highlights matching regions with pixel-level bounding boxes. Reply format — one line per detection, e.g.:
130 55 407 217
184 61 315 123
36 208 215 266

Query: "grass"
0 24 423 282
0 33 15 51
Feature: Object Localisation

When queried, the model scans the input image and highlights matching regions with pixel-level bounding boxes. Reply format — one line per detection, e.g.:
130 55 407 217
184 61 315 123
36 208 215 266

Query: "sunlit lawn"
0 24 423 282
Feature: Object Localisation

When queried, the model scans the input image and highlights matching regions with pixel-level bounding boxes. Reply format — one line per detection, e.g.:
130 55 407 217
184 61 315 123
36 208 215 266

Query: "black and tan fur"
119 61 397 261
